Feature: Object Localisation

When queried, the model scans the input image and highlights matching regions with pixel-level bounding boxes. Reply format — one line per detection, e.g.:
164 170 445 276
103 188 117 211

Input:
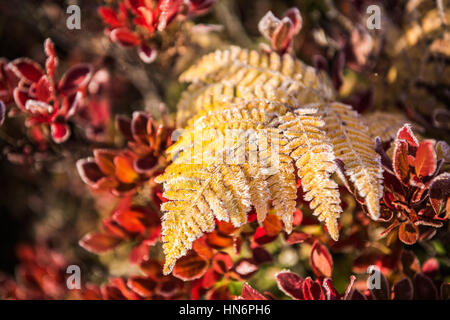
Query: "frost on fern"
156 47 385 274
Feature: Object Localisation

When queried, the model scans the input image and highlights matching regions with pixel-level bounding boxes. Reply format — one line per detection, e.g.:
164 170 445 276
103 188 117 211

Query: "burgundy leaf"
8 58 44 83
393 277 414 300
275 270 303 300
323 278 340 300
76 158 105 187
414 273 438 300
251 247 272 265
302 277 325 300
239 283 268 300
58 64 93 96
116 115 133 141
429 172 450 216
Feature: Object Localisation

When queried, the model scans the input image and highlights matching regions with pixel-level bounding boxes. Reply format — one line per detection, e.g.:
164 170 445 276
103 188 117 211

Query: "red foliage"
376 124 449 245
98 0 214 63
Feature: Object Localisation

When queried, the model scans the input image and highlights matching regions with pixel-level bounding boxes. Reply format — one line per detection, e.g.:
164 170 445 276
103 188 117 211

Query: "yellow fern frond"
157 46 389 274
362 111 423 142
320 103 383 220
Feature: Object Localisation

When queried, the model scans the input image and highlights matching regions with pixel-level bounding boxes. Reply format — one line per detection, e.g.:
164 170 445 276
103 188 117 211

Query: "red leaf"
139 260 163 278
157 0 181 32
94 149 118 176
76 158 105 186
206 230 233 249
212 252 233 274
285 231 309 244
116 115 133 141
172 250 208 281
109 28 141 47
323 278 340 300
414 140 437 177
398 221 419 245
293 209 303 226
271 17 293 52
79 232 122 253
35 76 52 102
205 284 231 300
58 64 92 96
275 270 304 300
113 208 147 234
8 58 44 83
127 276 157 298
393 277 414 300
44 38 58 78
239 283 268 300
283 7 302 34
193 236 214 260
252 226 277 246
397 124 419 147
310 241 333 278
302 277 325 300
393 139 410 185
98 7 123 28
50 122 71 144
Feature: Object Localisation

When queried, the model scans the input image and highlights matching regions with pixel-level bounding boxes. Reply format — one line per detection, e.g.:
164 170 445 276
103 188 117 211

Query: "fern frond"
321 103 383 220
270 108 341 239
158 46 390 273
362 111 423 142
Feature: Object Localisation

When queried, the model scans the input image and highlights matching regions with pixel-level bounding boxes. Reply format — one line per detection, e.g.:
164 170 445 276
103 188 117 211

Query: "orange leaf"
414 140 437 177
310 241 333 278
172 250 208 281
79 232 122 253
263 213 282 237
398 221 419 245
114 155 139 184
